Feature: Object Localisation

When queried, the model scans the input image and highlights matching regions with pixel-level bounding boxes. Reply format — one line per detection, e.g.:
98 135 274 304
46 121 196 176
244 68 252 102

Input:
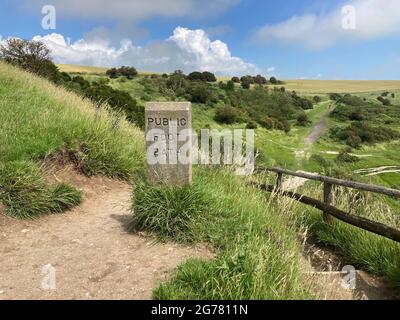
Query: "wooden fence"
253 167 400 243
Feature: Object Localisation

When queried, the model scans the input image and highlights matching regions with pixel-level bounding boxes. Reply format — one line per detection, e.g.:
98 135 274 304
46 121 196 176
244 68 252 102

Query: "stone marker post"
145 102 192 186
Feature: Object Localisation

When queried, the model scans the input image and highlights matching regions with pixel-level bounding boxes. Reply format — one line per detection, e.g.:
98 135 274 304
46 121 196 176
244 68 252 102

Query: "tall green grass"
0 161 82 218
0 62 145 218
132 168 315 300
286 180 400 290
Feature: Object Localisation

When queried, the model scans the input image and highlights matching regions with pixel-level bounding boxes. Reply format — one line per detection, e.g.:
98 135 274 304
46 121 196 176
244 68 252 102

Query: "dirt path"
0 167 211 300
295 103 334 161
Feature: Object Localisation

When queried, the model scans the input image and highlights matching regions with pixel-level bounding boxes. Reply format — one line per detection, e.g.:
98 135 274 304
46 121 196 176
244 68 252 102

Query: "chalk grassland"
1 62 317 299
0 61 144 218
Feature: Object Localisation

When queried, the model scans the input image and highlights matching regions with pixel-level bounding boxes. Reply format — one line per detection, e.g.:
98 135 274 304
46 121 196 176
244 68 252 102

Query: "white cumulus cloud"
31 27 260 76
253 0 400 50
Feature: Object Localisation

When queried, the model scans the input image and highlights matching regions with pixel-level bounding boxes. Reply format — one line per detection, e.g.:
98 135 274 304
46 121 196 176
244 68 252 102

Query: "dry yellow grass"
271 80 400 94
57 64 159 76
57 64 109 74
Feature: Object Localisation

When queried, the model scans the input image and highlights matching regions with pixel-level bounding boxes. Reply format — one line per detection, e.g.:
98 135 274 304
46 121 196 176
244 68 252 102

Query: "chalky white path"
0 169 210 300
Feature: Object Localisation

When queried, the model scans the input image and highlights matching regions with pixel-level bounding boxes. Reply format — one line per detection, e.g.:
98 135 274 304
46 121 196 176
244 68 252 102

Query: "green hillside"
0 61 144 217
1 61 400 298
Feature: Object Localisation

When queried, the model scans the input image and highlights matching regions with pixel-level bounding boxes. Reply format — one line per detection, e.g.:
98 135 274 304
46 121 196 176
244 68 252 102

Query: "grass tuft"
0 61 145 218
132 168 315 300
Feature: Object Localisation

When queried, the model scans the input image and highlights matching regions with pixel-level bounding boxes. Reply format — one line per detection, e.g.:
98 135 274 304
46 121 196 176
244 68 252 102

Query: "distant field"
58 64 400 93
57 64 109 74
271 80 400 94
57 64 157 75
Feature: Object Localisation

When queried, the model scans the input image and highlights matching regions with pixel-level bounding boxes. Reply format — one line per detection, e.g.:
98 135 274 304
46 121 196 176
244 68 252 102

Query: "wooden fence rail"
253 167 400 243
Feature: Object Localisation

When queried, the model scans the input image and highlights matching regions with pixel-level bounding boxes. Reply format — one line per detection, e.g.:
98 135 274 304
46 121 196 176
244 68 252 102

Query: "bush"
336 151 359 164
349 111 365 121
269 76 278 84
329 93 342 101
296 114 310 126
187 71 204 81
331 122 400 147
313 96 322 104
377 96 391 106
226 80 235 91
254 75 267 85
241 80 251 89
231 76 240 83
106 66 138 79
0 38 60 82
246 120 258 129
202 71 217 82
214 106 241 124
187 82 217 104
84 84 144 128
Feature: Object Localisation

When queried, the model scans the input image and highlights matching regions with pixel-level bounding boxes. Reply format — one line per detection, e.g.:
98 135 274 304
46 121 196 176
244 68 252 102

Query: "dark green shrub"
313 96 322 103
296 114 310 126
106 66 138 79
214 106 241 124
0 38 60 82
336 151 359 164
246 120 258 129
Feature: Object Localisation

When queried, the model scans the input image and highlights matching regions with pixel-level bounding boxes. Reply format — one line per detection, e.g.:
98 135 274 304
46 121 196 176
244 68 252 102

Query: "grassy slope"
0 62 145 217
1 62 317 299
73 68 400 289
133 168 315 300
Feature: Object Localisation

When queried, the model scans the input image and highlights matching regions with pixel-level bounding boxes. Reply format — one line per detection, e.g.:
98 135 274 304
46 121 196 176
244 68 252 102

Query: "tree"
254 74 267 85
214 106 240 124
377 96 391 106
313 95 322 104
106 66 138 79
187 71 204 81
187 82 216 104
296 114 310 126
226 80 235 91
241 79 251 89
0 38 59 81
202 71 217 82
269 76 278 85
231 76 240 83
106 68 118 78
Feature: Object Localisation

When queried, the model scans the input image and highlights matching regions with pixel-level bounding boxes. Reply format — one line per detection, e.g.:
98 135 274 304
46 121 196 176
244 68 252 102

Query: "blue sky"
1 0 400 79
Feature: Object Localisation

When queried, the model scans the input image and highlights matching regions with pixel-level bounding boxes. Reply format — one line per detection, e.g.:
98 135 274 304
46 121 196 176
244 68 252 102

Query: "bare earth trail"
284 103 333 190
0 166 211 300
282 103 396 299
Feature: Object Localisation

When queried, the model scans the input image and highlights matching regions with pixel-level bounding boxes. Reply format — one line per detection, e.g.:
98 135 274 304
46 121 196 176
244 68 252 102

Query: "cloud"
253 0 400 50
31 27 259 76
21 0 240 21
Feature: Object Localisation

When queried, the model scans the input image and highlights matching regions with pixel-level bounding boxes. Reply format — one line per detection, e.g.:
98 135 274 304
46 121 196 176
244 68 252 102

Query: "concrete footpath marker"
145 102 192 186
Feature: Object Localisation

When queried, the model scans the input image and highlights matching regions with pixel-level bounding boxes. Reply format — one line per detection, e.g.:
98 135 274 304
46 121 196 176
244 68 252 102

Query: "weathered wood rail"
253 167 400 243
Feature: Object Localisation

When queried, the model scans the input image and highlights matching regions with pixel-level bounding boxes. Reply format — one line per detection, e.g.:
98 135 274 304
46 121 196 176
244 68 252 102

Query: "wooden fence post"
275 172 283 192
323 182 334 225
